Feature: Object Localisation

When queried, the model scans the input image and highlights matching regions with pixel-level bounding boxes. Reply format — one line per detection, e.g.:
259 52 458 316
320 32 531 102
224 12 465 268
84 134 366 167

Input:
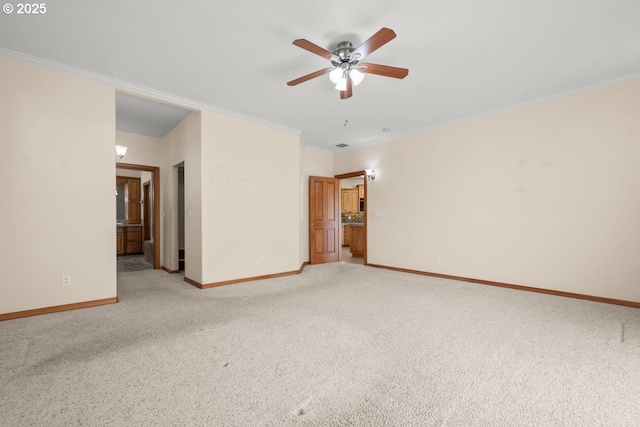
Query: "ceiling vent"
335 143 349 148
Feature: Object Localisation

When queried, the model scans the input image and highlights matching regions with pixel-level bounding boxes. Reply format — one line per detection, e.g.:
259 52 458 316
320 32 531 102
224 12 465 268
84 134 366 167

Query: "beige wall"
335 78 640 303
200 111 302 283
115 131 164 167
0 56 116 314
162 112 202 279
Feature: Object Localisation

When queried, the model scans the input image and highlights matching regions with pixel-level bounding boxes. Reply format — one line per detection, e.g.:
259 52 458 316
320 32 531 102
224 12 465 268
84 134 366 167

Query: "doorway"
309 171 367 265
143 181 151 241
116 163 161 269
177 163 185 271
338 174 365 265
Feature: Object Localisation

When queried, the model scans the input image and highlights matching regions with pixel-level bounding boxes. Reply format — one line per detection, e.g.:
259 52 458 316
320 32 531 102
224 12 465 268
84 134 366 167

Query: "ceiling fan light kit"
287 27 409 99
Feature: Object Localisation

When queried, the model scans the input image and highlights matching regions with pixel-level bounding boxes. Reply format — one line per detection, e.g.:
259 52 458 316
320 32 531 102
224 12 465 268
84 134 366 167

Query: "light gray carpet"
1 263 640 426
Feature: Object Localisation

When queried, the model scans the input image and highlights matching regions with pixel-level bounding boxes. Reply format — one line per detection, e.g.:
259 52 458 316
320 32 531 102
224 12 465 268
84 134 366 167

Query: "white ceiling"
115 92 192 138
2 1 640 151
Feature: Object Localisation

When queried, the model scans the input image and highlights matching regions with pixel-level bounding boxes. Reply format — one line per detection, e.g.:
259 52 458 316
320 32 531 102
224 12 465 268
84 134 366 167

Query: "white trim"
0 47 302 136
302 144 334 154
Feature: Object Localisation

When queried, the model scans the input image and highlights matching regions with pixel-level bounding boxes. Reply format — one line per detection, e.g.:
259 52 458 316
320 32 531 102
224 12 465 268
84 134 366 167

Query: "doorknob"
310 223 315 226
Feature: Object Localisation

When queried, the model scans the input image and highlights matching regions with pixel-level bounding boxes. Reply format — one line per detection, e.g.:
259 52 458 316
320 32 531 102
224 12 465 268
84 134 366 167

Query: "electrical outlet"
62 275 71 286
255 256 266 264
436 256 442 263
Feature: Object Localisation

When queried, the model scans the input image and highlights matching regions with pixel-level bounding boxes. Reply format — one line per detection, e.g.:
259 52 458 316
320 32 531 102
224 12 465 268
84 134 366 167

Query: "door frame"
116 162 161 269
335 170 368 265
143 180 151 241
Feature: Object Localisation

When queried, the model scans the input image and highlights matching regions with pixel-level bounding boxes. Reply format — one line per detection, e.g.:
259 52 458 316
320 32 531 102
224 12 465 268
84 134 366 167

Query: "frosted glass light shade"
329 67 343 84
350 69 365 86
334 78 347 91
115 145 127 158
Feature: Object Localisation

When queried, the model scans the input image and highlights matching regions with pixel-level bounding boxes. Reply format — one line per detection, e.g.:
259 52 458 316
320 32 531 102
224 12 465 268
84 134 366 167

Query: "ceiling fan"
287 27 409 100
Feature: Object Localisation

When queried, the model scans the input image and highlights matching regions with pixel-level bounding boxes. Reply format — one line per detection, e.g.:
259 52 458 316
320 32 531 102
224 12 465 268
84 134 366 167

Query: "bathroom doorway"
116 163 161 269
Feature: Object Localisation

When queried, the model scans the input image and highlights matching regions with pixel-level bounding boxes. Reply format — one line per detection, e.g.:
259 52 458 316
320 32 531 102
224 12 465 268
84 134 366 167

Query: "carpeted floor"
1 263 640 426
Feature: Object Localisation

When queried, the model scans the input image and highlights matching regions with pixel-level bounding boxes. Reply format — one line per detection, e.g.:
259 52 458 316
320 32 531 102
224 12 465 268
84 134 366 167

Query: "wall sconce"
115 145 128 159
366 169 376 181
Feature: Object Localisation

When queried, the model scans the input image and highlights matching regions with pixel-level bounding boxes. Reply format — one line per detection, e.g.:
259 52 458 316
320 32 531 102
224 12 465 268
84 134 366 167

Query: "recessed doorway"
338 175 365 265
116 163 161 270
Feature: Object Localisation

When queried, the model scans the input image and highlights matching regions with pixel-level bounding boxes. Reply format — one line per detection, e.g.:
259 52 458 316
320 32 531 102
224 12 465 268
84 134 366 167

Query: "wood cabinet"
350 227 365 257
341 189 359 213
343 225 351 246
116 228 125 255
116 176 141 224
117 226 142 255
358 184 365 199
127 226 142 254
126 178 141 224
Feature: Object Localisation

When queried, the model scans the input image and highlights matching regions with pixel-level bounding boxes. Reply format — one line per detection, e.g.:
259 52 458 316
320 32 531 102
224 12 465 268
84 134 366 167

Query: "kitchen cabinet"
341 189 359 213
358 184 365 199
343 225 351 246
350 227 365 257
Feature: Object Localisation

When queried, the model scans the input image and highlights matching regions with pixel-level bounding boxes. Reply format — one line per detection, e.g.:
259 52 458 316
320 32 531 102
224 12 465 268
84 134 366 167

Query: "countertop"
343 223 364 227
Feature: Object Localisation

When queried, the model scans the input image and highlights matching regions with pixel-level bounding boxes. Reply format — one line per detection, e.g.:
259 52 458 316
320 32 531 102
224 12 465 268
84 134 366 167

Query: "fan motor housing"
332 41 357 66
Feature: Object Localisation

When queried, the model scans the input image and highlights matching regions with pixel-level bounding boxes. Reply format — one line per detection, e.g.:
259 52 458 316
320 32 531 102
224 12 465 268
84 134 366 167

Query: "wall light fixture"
366 169 376 182
115 145 128 159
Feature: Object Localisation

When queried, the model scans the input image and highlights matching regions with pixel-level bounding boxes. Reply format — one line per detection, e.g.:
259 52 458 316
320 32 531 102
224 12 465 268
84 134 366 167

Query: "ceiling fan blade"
340 73 353 100
287 68 333 86
350 28 397 61
360 63 409 79
292 39 339 61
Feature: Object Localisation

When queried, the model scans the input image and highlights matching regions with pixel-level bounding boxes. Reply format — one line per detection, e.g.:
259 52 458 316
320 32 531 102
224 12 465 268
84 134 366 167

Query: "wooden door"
309 176 340 264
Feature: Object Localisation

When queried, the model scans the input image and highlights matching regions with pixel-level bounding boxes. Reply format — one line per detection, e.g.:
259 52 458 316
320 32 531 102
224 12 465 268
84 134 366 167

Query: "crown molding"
335 70 640 154
0 47 302 136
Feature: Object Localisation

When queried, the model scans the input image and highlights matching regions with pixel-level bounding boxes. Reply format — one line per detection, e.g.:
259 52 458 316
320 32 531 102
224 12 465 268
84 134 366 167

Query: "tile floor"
340 245 364 265
117 254 153 272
